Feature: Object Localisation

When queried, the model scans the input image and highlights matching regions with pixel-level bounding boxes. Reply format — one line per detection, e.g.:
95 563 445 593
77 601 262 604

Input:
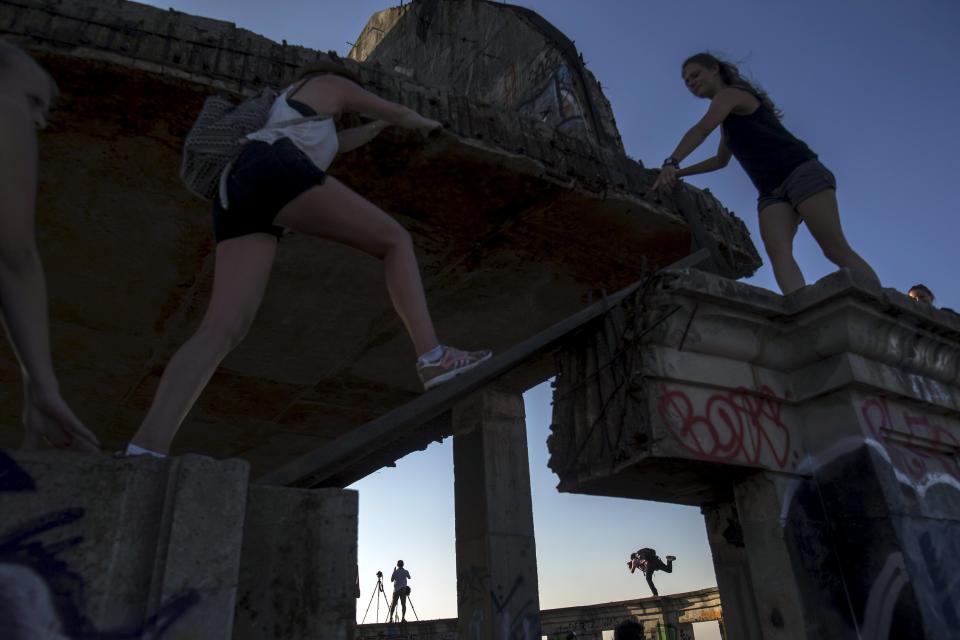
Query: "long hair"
293 59 363 87
682 52 782 119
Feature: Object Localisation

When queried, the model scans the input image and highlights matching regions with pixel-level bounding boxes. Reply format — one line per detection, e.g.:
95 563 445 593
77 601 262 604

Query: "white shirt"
245 87 339 171
391 568 410 590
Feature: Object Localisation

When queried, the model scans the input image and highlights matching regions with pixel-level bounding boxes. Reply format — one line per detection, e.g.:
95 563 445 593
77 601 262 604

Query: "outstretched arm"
325 76 441 132
676 130 732 178
0 100 99 451
337 119 390 154
653 89 742 191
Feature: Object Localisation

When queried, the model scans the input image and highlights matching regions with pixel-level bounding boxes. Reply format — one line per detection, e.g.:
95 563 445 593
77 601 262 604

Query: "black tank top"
722 102 817 196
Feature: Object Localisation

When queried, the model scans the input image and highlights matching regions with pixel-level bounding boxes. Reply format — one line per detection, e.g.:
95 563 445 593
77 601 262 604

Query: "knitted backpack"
180 83 325 201
179 88 278 201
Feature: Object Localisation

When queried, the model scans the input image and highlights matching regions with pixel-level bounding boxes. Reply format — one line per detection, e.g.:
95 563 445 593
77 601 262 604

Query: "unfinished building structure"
4 1 955 639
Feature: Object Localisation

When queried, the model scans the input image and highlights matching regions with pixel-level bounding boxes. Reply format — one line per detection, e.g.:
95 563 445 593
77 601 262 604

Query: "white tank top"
245 87 339 171
218 87 338 208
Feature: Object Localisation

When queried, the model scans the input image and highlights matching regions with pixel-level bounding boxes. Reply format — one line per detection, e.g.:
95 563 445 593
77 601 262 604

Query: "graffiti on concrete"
656 385 795 470
517 64 587 137
651 623 694 640
491 574 537 640
860 552 908 640
456 565 537 640
860 396 960 491
0 452 199 638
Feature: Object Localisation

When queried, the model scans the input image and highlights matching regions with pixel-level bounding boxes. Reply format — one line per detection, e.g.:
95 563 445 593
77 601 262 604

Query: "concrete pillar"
233 486 359 640
453 389 541 640
0 450 248 639
701 502 762 640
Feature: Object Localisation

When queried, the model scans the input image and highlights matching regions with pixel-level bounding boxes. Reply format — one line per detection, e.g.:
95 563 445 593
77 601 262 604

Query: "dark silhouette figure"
627 548 676 597
613 619 644 640
389 560 411 622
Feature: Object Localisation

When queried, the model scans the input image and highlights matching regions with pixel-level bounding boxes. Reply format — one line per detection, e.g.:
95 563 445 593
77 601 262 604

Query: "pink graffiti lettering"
657 385 793 469
860 397 960 483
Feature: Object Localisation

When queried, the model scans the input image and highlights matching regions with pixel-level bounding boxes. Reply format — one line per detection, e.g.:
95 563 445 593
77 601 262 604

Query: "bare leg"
274 177 439 357
389 591 399 621
129 234 277 453
759 202 805 294
796 189 880 285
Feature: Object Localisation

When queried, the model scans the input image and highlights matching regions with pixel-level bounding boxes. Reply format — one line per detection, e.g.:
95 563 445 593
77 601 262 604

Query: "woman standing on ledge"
653 52 879 294
125 61 490 458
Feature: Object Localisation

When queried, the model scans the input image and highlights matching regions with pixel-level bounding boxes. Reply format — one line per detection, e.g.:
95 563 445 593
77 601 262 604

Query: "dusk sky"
141 1 959 635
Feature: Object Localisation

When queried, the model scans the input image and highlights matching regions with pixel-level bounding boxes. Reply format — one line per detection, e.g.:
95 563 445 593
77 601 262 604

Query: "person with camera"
389 559 411 623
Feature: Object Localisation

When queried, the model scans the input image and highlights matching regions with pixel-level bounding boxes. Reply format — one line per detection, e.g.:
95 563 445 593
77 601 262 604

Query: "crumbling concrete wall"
0 451 359 639
549 268 960 639
349 0 624 153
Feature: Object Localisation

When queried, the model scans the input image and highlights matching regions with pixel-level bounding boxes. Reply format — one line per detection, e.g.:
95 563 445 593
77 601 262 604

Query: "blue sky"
143 0 960 631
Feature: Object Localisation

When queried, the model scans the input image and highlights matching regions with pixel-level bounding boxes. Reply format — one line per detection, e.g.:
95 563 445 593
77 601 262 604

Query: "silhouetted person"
908 284 934 305
628 548 676 597
0 39 99 453
653 52 879 294
613 619 644 640
389 559 411 622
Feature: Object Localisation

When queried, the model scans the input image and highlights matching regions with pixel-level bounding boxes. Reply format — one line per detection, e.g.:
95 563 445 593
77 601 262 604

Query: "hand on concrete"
652 165 678 192
407 113 442 134
21 390 100 452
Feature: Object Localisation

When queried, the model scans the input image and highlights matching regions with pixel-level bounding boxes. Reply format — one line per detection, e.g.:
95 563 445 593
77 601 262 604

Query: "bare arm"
337 119 390 154
0 100 99 451
653 89 744 191
676 130 732 178
299 75 441 132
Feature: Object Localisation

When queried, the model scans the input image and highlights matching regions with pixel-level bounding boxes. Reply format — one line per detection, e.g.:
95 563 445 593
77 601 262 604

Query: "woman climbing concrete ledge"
652 52 880 295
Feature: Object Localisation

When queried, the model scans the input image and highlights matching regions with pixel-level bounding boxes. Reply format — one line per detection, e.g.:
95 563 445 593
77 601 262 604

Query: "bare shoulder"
295 74 364 114
718 87 760 114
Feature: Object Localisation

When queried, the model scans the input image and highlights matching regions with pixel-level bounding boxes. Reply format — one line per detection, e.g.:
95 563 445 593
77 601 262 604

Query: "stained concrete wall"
550 268 960 639
349 0 624 153
0 450 358 640
234 486 359 640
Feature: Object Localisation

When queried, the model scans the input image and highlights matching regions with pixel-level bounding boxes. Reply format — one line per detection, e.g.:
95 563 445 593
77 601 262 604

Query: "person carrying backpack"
123 60 491 458
627 547 675 597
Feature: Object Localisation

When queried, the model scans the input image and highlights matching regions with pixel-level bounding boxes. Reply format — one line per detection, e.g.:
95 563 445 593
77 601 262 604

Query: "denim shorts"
757 159 837 213
212 138 327 243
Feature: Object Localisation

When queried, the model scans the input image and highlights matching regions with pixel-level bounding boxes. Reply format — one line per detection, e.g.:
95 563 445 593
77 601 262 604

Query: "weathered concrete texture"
453 389 541 639
234 486 358 640
1 0 758 478
349 0 624 153
549 268 960 639
357 587 720 639
0 450 248 639
0 450 359 640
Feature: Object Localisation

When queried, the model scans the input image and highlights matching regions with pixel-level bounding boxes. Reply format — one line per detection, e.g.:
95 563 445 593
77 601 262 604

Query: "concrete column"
233 486 359 640
453 389 541 640
701 502 762 640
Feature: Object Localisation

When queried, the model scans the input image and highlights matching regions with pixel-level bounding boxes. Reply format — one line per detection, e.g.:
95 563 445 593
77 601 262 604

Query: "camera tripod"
360 570 421 624
361 571 391 624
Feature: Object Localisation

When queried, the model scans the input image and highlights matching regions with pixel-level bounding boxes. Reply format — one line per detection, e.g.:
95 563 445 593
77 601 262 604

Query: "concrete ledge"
0 450 248 639
234 485 359 640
